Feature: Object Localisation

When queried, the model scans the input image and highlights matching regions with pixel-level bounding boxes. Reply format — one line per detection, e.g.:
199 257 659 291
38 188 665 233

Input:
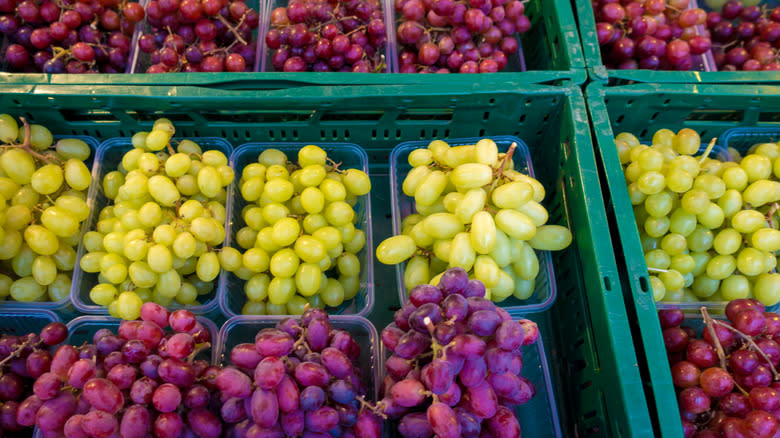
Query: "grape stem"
217 14 248 46
701 307 749 396
0 338 37 375
186 342 211 363
698 138 718 165
18 117 60 164
647 267 669 274
484 142 516 209
766 203 779 229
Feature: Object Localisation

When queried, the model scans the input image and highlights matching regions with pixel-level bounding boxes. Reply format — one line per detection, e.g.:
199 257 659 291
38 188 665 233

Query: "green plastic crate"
585 81 780 437
575 0 780 84
0 0 585 86
0 81 643 436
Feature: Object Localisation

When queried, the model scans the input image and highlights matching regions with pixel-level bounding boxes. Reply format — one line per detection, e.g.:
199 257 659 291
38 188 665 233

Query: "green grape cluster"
80 118 238 320
376 139 572 303
0 114 93 303
619 128 780 306
232 145 371 316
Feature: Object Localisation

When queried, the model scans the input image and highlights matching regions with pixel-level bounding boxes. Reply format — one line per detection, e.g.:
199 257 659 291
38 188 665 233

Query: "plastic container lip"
218 141 374 318
215 314 381 401
69 136 233 317
0 309 61 336
63 314 219 364
389 135 558 313
260 0 392 72
0 135 99 315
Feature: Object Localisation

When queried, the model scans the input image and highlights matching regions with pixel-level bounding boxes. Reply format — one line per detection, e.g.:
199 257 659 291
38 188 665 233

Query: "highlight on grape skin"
382 267 538 438
616 128 780 306
233 144 371 316
378 138 573 303
81 118 237 320
0 114 93 304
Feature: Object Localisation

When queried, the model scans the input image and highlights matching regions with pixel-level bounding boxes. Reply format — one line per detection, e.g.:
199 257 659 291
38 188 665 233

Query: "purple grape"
217 366 252 398
254 356 285 389
399 411 434 438
465 381 498 418
276 374 300 413
395 331 431 359
409 302 443 333
249 388 279 428
467 310 502 336
120 405 151 438
427 402 460 438
300 386 326 411
281 409 305 436
255 329 294 357
221 397 248 423
409 284 444 306
391 378 427 407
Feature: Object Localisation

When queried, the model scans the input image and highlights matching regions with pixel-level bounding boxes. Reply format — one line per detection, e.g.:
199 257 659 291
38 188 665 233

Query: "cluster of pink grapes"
394 0 527 73
662 300 780 437
22 305 218 438
265 0 387 72
593 0 711 70
0 321 68 434
138 0 259 72
706 0 780 71
380 267 538 438
216 308 382 437
0 0 143 72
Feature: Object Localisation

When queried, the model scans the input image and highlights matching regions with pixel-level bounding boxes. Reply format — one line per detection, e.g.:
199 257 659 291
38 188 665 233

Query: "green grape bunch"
376 138 572 303
232 145 371 316
618 128 780 307
0 114 93 304
80 118 240 320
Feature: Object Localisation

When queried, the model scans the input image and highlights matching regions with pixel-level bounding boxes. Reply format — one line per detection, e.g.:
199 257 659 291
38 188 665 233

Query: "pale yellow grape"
512 277 534 300
743 180 779 206
152 224 175 246
190 217 221 245
257 149 287 168
718 190 743 218
62 159 91 191
669 209 696 236
490 269 514 302
242 248 270 273
11 245 34 277
115 291 142 320
268 277 296 305
241 300 267 315
644 192 673 218
512 242 539 280
313 227 341 251
494 209 536 240
47 274 70 301
706 254 736 280
218 247 242 271
270 248 300 278
55 196 89 222
147 175 179 206
421 213 462 240
475 139 498 166
731 209 766 234
293 236 325 264
1 149 35 185
652 128 675 148
444 146 476 168
755 273 780 306
144 129 171 152
413 170 446 206
752 228 780 252
650 276 666 301
736 247 766 277
102 262 127 284
469 211 496 254
12 185 39 209
450 163 492 190
155 270 181 298
473 255 499 288
645 249 671 269
713 228 741 255
449 232 476 271
625 162 642 182
489 229 511 268
194 252 219 282
643 216 670 238
262 203 289 225
302 214 327 234
9 276 46 302
341 275 360 300
196 166 221 198
175 283 197 305
721 275 750 301
659 269 685 290
491 181 532 210
320 178 347 203
636 171 665 195
692 275 720 298
666 168 693 193
324 202 354 226
443 192 463 213
342 169 371 196
687 226 714 252
344 229 366 254
30 255 57 286
694 174 726 200
638 148 663 172
23 225 58 256
741 154 772 181
403 255 429 291
137 152 160 175
455 189 487 224
766 252 778 272
147 244 173 273
514 201 548 228
0 115 18 144
722 166 748 191
52 244 76 271
670 254 695 274
408 149 433 167
317 278 343 307
673 128 701 155
270 217 299 248
236 227 257 250
40 207 79 237
300 187 325 214
660 233 686 256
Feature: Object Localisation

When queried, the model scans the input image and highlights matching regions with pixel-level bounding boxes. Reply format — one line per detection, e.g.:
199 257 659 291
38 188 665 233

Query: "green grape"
693 174 726 200
650 276 666 301
645 249 671 269
343 169 371 196
241 176 265 202
318 278 343 307
270 248 300 278
197 166 221 198
652 128 675 148
414 170 447 206
687 226 714 252
47 274 70 301
644 216 670 238
299 165 327 188
636 171 665 195
660 233 687 256
102 262 127 285
473 139 498 166
628 183 647 205
489 229 511 268
491 182 532 210
116 291 143 320
692 275 720 298
244 274 270 302
754 273 780 306
744 180 780 207
263 178 294 204
690 252 710 277
638 148 663 172
722 166 748 191
242 300 267 315
294 235 326 264
624 162 642 182
301 214 326 235
680 190 709 214
272 217 301 248
449 232 476 271
324 201 354 226
443 192 464 213
718 189 743 218
218 247 242 272
195 252 219 282
741 154 772 182
55 196 89 222
433 239 452 262
494 209 536 241
713 228 741 255
313 226 341 251
752 228 780 252
0 114 18 143
63 159 91 191
31 255 57 286
669 155 700 178
450 163 492 190
629 144 649 162
344 229 366 254
137 152 160 175
666 168 693 193
144 129 172 152
11 244 34 277
732 209 766 234
242 248 270 273
263 203 290 225
490 269 514 303
766 252 778 272
641 234 659 252
147 244 173 273
300 187 325 214
403 255 429 291
736 247 766 277
455 189 487 224
408 149 433 167
23 225 58 256
673 128 700 155
147 175 179 207
321 178 347 203
268 277 296 305
721 275 751 300
444 145 476 168
706 254 736 280
669 209 696 236
670 254 695 274
511 276 533 300
659 269 685 291
0 149 35 185
236 227 258 250
9 277 46 302
340 275 360 300
40 207 79 238
528 225 573 251
12 185 39 209
645 191 674 218
152 224 176 246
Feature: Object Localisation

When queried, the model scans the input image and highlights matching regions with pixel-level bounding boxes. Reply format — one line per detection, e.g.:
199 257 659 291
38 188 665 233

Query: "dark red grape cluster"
380 267 538 438
662 299 780 437
0 0 143 72
394 0 527 73
593 0 711 70
706 0 780 71
0 321 67 434
138 0 259 72
264 0 387 72
25 304 219 438
215 308 382 437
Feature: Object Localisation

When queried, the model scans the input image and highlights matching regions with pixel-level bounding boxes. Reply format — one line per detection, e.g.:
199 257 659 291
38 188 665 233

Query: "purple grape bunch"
0 321 67 434
27 304 220 438
0 0 144 72
215 308 383 437
380 267 539 438
394 0 528 72
705 0 780 71
265 0 388 72
139 0 260 72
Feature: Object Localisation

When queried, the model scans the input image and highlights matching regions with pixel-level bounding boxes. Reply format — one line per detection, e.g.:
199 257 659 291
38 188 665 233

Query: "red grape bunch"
394 0 527 73
662 300 780 437
265 0 387 72
705 0 780 71
215 308 382 437
593 0 711 70
380 267 538 438
26 304 219 438
0 0 144 72
0 321 67 435
138 0 259 72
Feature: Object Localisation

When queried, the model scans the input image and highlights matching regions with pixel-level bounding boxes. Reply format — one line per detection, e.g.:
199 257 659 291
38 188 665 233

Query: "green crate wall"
1 81 647 436
575 0 780 84
0 0 585 86
585 81 780 438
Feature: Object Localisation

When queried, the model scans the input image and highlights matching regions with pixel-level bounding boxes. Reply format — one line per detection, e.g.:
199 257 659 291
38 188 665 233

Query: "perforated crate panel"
3 81 644 437
586 82 780 438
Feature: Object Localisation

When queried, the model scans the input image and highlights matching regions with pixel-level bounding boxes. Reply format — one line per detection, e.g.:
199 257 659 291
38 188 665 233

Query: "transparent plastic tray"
70 137 233 316
0 309 60 336
219 142 374 318
389 135 557 312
